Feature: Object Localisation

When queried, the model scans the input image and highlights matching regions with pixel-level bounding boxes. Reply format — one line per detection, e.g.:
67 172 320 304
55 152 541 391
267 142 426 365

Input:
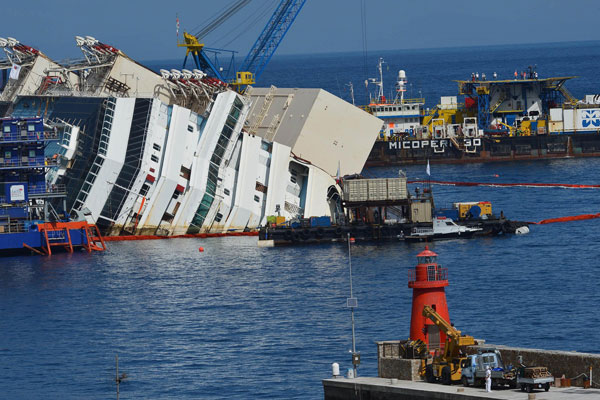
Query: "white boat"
404 217 482 242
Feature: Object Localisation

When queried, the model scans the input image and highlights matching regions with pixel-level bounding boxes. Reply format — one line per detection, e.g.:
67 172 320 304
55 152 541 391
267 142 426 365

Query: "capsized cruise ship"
0 36 381 237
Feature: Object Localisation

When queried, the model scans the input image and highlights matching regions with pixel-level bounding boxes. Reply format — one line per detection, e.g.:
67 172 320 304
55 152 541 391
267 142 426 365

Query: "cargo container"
310 216 331 227
410 201 432 223
343 178 408 202
435 208 459 220
453 202 492 219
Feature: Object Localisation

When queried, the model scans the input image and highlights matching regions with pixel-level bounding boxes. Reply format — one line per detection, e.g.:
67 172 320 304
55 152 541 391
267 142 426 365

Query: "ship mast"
396 70 407 104
369 57 385 103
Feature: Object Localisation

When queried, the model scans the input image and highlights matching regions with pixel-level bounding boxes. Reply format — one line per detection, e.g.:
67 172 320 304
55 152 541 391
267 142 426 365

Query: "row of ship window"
2 150 40 158
2 124 42 133
374 105 419 112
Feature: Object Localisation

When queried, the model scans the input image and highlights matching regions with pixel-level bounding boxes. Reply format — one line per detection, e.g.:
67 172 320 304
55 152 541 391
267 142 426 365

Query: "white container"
332 362 340 377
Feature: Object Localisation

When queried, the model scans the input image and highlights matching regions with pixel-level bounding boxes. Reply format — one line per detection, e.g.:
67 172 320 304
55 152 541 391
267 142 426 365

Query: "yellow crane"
422 305 475 385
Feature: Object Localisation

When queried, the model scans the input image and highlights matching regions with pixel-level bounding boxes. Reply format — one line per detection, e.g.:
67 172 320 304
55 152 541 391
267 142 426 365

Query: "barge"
364 59 600 166
258 174 527 246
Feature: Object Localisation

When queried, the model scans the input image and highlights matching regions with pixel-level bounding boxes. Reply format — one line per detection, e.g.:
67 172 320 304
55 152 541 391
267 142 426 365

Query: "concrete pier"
323 377 600 400
377 342 600 389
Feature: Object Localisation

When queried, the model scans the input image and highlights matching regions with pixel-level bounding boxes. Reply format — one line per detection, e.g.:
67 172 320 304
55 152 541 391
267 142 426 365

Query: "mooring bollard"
527 393 536 400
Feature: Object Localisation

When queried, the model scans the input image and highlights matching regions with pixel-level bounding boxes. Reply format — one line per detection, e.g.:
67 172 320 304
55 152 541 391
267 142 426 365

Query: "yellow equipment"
422 305 475 385
496 121 517 136
179 32 205 59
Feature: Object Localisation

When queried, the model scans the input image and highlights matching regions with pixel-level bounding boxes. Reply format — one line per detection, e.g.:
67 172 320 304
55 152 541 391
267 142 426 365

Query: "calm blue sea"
2 42 600 399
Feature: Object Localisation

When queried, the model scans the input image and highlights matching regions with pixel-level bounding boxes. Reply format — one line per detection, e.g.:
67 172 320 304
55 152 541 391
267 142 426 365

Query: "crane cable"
360 0 368 103
218 0 277 50
192 0 252 40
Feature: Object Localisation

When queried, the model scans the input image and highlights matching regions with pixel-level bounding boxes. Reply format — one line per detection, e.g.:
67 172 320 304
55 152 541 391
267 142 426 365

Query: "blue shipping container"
435 209 459 220
310 216 331 227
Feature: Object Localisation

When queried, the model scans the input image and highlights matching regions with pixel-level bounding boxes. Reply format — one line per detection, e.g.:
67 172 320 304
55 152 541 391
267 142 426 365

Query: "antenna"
346 233 360 378
346 82 355 106
115 354 127 400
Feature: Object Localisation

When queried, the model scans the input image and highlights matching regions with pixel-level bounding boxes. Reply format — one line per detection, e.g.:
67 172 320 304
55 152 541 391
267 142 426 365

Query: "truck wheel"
519 383 525 392
544 383 550 392
425 365 435 383
461 376 469 387
441 367 451 385
526 384 533 393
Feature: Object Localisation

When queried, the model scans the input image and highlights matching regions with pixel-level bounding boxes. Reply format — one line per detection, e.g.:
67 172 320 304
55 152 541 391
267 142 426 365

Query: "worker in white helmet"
485 366 492 392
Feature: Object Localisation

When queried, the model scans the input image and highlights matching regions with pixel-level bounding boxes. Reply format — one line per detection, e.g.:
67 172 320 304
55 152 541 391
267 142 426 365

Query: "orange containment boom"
536 213 600 225
103 231 258 242
408 180 600 189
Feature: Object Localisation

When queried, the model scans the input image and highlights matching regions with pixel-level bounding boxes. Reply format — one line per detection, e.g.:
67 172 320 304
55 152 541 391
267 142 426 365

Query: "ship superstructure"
368 58 426 139
0 37 381 240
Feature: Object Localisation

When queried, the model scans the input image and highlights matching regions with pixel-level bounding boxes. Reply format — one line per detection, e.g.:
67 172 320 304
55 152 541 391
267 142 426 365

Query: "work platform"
323 377 600 400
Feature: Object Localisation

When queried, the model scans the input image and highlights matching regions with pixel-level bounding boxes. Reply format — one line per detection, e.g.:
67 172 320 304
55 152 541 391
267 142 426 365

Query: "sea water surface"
2 42 600 399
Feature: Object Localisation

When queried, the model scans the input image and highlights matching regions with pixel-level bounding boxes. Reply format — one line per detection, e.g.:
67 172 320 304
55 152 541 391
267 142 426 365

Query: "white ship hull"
1 37 382 236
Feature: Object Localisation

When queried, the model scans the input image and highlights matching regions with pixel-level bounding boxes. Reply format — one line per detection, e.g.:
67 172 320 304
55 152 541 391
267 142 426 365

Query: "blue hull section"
0 229 89 252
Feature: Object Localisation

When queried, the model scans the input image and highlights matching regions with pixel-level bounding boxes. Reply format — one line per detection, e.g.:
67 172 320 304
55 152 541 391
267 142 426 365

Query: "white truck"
460 348 516 388
517 365 554 393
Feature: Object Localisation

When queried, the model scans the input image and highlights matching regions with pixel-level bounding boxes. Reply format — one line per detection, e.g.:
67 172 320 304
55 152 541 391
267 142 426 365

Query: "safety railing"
0 130 59 142
408 267 448 283
0 157 58 168
0 184 66 203
0 221 27 234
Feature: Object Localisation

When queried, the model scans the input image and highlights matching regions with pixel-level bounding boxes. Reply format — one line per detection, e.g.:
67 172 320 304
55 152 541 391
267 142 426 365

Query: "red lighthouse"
408 246 450 350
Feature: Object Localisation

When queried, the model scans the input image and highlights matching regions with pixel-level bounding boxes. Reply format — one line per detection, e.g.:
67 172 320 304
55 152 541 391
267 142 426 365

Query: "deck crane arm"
179 0 251 80
235 0 307 86
422 305 475 360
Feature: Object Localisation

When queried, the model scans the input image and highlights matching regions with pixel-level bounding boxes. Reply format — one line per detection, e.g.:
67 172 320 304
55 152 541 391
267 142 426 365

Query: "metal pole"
116 354 119 400
348 233 357 378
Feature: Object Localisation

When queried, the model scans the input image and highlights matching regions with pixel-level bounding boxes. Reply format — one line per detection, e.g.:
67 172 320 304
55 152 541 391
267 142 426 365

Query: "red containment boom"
408 246 450 350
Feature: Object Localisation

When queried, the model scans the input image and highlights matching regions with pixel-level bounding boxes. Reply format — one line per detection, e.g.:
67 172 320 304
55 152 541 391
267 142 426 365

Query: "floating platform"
323 376 600 399
0 221 106 255
258 218 526 246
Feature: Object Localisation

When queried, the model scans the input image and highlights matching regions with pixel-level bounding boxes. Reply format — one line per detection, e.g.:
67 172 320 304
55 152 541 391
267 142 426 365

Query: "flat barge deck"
258 218 525 246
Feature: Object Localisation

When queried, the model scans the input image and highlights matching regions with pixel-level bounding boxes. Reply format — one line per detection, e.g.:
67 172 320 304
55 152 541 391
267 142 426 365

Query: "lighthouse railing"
408 267 448 284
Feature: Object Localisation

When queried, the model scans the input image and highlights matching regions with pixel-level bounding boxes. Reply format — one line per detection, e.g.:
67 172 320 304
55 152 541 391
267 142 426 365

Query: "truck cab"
460 348 515 388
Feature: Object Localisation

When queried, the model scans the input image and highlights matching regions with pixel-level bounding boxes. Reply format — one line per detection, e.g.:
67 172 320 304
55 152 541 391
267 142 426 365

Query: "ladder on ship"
489 92 506 113
549 80 578 105
34 222 106 255
422 105 440 127
558 85 578 105
72 98 116 213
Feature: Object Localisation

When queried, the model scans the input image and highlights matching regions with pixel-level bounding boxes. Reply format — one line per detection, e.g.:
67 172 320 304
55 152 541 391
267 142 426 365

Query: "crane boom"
238 0 306 82
422 305 475 359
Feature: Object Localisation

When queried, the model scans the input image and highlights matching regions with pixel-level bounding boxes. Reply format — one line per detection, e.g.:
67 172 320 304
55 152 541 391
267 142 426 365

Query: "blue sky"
2 0 599 61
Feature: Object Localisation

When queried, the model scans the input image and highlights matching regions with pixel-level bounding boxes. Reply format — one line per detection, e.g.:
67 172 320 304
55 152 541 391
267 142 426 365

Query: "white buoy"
515 226 530 235
332 362 340 377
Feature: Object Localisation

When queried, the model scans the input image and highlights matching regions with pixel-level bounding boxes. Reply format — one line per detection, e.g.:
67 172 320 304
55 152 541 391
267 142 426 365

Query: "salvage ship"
365 59 600 166
0 35 381 253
